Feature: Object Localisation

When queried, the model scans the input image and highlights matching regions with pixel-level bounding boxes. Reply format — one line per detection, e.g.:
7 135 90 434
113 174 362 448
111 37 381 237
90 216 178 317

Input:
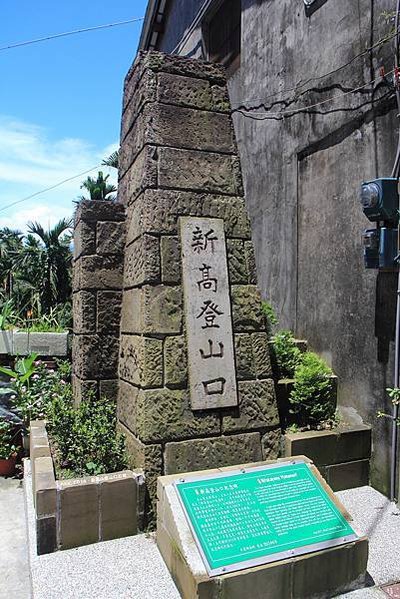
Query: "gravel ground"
24 462 180 599
23 459 400 598
338 589 387 598
337 486 400 587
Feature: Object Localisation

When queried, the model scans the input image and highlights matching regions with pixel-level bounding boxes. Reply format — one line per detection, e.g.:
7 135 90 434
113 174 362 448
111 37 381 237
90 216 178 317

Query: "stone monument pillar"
72 200 125 404
117 51 280 523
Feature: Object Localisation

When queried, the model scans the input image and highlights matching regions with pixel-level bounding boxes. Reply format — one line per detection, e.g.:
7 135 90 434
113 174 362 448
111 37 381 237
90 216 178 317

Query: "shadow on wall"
244 0 328 15
375 272 397 365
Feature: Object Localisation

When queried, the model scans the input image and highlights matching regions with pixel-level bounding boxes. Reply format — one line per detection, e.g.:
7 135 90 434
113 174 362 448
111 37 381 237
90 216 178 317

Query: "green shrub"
271 330 302 378
0 358 72 426
261 301 278 333
48 396 127 477
19 305 71 332
0 420 18 459
5 358 127 477
0 353 39 426
0 300 17 330
289 352 335 427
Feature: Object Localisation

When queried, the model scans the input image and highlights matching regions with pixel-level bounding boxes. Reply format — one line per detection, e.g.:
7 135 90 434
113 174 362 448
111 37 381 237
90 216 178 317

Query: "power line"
233 70 395 121
2 76 391 213
0 17 144 52
0 165 101 213
230 29 398 109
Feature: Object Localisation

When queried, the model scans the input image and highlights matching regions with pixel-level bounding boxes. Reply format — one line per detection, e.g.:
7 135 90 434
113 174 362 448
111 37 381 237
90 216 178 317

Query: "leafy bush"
19 360 72 424
28 360 125 477
0 354 39 426
19 304 71 332
271 330 302 378
289 352 335 426
261 301 278 333
48 396 127 477
0 420 18 459
2 357 126 477
0 300 17 330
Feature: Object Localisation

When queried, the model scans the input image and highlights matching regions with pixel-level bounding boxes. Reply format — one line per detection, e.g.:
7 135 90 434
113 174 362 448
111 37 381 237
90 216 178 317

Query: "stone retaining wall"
30 420 144 554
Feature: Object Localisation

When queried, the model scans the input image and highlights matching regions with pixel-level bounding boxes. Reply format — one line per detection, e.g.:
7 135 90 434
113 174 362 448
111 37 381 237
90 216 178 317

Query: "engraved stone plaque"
180 217 238 410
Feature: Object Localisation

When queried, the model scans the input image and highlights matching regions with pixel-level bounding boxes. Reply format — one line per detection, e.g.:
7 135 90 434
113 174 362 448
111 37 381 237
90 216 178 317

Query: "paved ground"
0 477 31 599
24 463 180 599
337 487 400 588
21 462 400 598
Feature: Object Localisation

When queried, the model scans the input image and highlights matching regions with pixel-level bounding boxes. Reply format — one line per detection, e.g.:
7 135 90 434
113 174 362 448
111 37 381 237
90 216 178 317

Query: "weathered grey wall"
151 0 399 494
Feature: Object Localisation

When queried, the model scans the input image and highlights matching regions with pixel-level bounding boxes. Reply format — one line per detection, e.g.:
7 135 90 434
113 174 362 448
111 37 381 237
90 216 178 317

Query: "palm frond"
102 149 120 169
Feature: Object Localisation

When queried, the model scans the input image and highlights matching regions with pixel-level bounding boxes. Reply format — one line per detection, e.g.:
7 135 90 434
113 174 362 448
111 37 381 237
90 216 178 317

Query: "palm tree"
14 234 45 315
25 219 73 313
102 150 119 169
0 228 24 300
79 171 117 202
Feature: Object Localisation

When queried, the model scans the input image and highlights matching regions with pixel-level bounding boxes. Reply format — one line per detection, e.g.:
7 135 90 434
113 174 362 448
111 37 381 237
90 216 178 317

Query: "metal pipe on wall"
391 262 400 501
390 0 400 503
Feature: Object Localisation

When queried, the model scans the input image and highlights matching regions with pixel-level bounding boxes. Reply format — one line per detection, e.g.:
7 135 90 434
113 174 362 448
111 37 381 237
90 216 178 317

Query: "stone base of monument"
157 457 368 599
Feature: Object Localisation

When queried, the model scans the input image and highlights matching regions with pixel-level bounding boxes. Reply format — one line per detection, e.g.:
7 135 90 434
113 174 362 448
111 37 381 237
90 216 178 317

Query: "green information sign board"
174 460 357 576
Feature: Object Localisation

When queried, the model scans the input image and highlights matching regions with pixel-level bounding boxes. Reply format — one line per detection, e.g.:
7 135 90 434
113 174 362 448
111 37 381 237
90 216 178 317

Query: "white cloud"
0 116 118 232
0 203 72 233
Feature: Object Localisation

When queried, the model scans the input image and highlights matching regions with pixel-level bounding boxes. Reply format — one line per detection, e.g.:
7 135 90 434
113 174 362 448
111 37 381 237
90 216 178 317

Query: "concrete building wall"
148 0 399 494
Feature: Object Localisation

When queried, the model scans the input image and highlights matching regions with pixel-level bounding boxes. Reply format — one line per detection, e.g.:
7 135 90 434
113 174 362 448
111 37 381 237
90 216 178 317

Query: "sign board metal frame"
174 459 358 577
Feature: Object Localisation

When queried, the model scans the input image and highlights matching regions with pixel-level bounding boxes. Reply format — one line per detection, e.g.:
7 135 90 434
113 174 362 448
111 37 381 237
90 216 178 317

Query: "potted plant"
0 420 18 476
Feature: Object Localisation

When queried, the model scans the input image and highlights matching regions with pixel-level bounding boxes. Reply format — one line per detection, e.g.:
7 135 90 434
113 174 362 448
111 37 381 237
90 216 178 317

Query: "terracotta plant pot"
0 454 17 477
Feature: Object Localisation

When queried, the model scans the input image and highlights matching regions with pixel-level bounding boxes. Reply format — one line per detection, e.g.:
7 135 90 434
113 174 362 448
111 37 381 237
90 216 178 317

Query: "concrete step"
293 339 308 353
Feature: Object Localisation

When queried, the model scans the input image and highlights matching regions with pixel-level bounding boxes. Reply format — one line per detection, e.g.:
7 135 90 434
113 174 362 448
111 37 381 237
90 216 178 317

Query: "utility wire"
0 17 144 52
233 70 395 121
0 165 101 213
1 74 393 214
230 29 398 109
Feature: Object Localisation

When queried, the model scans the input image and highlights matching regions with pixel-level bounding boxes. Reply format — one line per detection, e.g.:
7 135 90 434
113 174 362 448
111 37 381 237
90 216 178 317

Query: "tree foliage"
289 352 335 426
0 219 73 320
102 150 119 169
79 171 117 202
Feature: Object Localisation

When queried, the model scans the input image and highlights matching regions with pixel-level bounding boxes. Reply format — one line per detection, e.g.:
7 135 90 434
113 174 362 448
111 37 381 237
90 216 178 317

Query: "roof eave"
138 0 166 51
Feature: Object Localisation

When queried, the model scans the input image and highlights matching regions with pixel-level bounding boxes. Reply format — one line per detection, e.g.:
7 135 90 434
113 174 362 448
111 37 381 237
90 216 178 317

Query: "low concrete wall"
0 331 70 357
285 425 372 491
0 331 13 354
30 420 145 554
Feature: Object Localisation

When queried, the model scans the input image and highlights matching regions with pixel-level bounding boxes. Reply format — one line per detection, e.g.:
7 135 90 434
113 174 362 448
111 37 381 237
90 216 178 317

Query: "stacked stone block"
117 51 281 523
72 200 126 403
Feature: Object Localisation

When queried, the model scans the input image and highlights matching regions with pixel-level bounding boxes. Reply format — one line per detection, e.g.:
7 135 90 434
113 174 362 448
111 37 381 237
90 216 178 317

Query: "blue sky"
0 0 148 231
